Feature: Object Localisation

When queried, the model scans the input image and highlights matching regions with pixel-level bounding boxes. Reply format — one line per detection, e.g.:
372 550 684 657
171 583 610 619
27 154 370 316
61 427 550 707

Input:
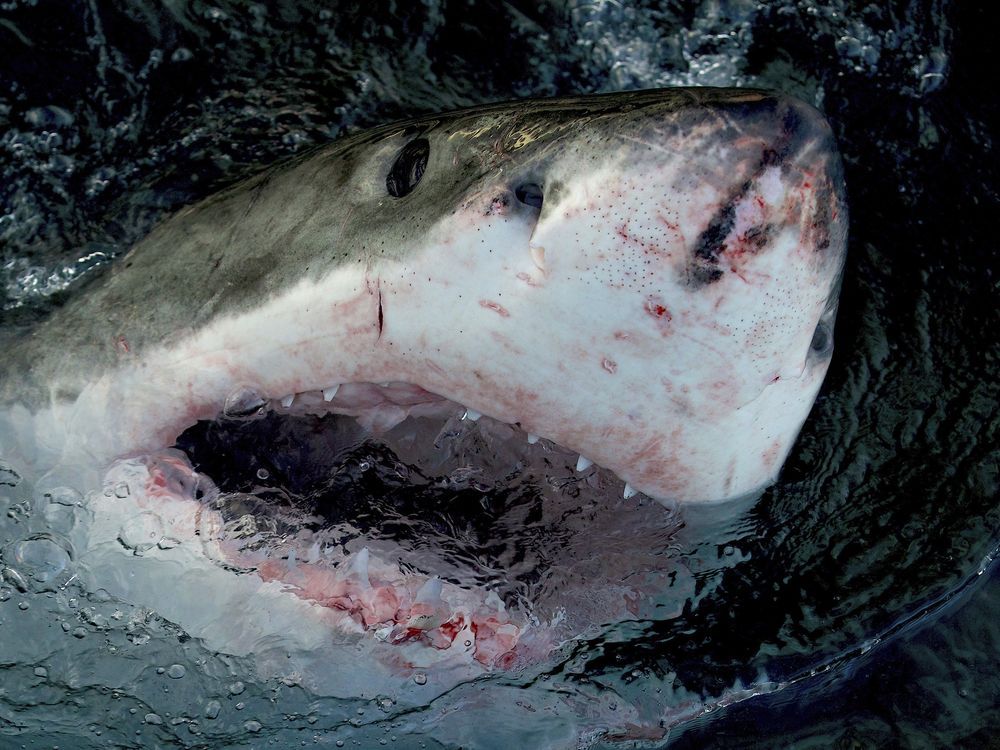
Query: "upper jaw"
13 90 846 506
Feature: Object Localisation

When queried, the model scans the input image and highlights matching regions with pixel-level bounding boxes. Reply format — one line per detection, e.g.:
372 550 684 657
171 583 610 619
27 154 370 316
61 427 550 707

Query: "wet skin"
0 88 847 679
0 87 847 504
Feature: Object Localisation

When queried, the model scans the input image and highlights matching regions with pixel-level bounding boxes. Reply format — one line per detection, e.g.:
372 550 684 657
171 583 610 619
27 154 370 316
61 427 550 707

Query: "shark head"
7 88 845 503
0 87 847 682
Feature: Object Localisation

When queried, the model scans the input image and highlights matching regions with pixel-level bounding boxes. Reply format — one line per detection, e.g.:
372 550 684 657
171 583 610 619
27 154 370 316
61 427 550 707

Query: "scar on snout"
601 357 618 374
479 299 510 317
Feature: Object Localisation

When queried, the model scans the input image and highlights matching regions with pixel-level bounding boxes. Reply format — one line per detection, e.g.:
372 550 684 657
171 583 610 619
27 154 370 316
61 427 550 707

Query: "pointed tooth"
280 394 295 408
526 434 540 444
576 455 594 472
323 385 340 402
415 577 443 605
307 541 321 564
463 408 482 422
347 547 372 587
623 483 638 499
407 577 447 631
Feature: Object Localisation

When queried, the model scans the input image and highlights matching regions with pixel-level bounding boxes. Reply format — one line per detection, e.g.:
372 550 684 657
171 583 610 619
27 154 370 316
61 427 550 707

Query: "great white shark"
0 88 847 686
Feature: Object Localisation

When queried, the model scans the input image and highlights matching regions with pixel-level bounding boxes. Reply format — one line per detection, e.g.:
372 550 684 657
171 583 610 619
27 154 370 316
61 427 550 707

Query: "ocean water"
0 1 997 747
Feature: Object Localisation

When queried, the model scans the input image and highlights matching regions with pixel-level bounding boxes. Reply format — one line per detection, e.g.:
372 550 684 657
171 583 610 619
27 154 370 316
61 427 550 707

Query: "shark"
0 88 847 686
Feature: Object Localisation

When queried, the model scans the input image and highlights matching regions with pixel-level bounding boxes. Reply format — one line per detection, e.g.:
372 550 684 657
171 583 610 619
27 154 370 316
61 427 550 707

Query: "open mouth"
116 381 693 670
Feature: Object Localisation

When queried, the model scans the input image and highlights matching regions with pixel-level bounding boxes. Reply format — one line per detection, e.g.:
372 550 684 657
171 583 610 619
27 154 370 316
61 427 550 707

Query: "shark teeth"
243 381 646 503
347 546 372 588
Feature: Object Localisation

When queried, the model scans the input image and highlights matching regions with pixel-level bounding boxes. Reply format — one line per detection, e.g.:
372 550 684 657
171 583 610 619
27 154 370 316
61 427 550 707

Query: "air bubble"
10 535 71 584
204 700 222 719
118 512 164 555
0 464 21 487
24 105 75 128
41 485 82 506
167 664 186 679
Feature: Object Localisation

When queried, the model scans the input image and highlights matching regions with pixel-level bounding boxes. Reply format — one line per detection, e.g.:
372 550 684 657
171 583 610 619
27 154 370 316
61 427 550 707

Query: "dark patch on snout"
743 223 773 249
756 99 810 171
684 96 845 287
808 182 833 251
688 202 734 285
687 181 750 287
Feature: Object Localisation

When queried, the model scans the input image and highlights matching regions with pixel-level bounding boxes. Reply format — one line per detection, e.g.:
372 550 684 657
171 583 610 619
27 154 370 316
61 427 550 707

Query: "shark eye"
809 319 833 357
515 183 544 209
386 138 429 198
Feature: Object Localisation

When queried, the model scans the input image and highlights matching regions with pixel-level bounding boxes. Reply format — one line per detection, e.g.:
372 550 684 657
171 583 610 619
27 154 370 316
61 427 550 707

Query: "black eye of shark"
386 138 429 198
809 319 834 358
514 183 544 209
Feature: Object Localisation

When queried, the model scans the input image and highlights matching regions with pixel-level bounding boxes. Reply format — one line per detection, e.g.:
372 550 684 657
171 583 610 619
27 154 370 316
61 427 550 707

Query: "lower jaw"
117 385 692 670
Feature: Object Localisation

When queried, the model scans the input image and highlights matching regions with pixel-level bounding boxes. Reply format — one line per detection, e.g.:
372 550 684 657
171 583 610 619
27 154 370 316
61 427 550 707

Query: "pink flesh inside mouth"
107 379 693 673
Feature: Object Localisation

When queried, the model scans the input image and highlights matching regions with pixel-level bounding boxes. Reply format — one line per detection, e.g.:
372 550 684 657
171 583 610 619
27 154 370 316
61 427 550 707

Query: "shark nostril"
386 138 429 198
515 183 543 210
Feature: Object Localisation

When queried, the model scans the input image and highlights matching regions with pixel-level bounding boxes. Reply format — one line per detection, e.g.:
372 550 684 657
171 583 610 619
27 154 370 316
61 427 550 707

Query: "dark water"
1 1 997 747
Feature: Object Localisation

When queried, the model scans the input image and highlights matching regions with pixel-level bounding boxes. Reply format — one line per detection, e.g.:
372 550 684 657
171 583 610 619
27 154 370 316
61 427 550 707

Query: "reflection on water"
1 0 997 747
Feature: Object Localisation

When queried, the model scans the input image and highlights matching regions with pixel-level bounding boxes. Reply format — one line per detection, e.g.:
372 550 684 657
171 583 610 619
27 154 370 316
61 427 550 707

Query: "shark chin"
0 87 847 682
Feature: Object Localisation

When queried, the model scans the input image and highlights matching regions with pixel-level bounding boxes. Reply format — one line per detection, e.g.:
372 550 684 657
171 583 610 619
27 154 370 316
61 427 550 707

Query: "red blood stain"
644 295 672 322
437 616 464 642
762 439 782 467
495 650 518 670
656 213 680 232
479 300 510 317
601 357 618 374
730 266 749 283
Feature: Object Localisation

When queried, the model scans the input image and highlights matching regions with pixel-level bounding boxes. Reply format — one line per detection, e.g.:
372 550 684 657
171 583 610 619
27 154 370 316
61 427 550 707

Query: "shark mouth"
102 380 693 673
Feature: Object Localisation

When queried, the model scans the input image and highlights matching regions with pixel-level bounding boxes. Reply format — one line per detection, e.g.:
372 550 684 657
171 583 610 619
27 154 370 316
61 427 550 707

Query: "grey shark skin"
1 87 847 505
